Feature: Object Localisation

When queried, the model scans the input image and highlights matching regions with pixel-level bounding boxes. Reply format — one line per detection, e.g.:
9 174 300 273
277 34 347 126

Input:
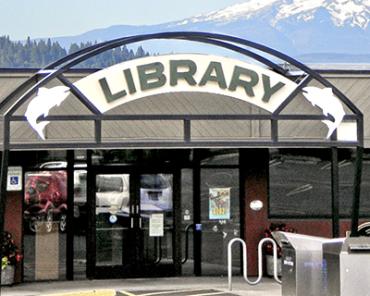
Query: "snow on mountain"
178 0 279 24
48 0 370 63
276 0 369 28
177 0 369 29
326 0 369 28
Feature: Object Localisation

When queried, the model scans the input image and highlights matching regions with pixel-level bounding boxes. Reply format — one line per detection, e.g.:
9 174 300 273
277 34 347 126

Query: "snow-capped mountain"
183 0 369 29
50 0 370 63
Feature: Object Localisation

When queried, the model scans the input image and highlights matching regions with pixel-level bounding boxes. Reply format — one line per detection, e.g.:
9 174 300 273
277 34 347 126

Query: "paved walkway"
1 277 282 296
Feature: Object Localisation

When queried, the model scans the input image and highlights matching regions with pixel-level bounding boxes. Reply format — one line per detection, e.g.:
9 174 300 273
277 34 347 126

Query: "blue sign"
10 176 19 185
7 167 22 191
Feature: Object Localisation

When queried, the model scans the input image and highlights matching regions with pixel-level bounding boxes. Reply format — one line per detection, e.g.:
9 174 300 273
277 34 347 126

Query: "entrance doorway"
88 149 242 279
91 170 181 278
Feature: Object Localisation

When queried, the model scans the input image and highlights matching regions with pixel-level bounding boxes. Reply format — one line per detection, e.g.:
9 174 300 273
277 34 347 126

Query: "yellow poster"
209 188 230 220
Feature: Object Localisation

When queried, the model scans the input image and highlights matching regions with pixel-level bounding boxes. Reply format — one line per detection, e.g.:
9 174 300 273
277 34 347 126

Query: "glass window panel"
74 170 87 279
140 174 173 264
360 160 370 217
269 149 331 217
199 149 239 166
339 149 370 217
95 174 130 266
201 168 240 275
23 170 67 281
92 149 191 166
10 150 67 168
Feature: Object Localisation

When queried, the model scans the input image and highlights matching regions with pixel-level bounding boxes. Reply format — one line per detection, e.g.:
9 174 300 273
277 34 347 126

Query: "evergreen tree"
0 36 149 68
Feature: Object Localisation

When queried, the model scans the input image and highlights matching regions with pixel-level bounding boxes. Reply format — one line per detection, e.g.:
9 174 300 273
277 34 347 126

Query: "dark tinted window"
269 149 331 217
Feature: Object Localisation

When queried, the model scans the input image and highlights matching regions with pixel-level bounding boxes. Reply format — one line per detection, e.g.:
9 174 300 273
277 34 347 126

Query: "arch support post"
331 147 339 238
351 146 364 237
0 116 10 286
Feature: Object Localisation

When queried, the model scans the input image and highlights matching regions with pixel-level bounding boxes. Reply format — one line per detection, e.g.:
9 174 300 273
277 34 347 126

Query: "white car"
95 174 130 214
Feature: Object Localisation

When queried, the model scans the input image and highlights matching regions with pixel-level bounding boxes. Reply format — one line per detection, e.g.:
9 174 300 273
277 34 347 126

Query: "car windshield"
140 175 169 189
96 176 123 193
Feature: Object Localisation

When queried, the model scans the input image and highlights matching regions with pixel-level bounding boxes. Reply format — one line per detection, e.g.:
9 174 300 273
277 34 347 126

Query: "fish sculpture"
302 87 345 138
25 86 70 139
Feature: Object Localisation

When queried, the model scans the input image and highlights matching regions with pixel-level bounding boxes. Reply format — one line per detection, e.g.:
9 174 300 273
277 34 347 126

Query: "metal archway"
0 33 364 282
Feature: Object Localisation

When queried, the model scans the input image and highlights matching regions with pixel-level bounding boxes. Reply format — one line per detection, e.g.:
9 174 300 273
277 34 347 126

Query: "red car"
24 171 67 233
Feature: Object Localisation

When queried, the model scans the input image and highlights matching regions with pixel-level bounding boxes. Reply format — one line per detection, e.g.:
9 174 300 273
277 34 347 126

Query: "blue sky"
0 0 244 40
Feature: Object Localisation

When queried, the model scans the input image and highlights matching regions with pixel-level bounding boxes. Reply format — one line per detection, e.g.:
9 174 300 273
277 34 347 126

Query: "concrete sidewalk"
1 277 281 296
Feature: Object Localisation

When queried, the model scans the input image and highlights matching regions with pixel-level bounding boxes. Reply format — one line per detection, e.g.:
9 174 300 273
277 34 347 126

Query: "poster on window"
209 187 231 220
149 213 164 237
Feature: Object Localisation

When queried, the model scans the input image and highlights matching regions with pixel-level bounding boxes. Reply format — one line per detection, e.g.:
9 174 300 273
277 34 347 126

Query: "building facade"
0 33 369 283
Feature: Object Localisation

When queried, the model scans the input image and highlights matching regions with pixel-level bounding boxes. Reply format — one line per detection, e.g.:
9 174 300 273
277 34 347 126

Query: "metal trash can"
272 231 329 296
322 236 370 296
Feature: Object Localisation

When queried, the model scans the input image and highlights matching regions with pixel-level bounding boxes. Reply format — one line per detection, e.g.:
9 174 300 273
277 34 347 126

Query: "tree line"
0 36 149 68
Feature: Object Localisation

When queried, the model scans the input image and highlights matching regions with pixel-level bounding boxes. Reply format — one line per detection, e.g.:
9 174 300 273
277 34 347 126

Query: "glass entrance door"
95 174 131 272
139 174 174 273
93 172 177 278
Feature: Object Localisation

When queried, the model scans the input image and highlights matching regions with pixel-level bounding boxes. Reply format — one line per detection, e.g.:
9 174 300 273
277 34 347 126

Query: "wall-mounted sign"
209 187 231 220
74 54 297 114
149 213 164 237
7 166 22 191
25 54 349 141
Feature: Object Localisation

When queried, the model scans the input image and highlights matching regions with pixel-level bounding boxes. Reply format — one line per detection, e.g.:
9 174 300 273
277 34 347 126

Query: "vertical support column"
238 149 247 276
351 146 363 237
85 150 95 279
239 149 246 247
193 150 201 276
184 119 191 143
95 118 102 145
331 147 339 238
0 117 10 285
131 171 142 274
66 150 74 280
243 148 269 276
173 169 182 275
271 119 278 143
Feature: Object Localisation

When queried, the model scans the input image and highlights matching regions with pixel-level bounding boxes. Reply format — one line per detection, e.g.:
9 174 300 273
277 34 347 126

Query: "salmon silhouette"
25 86 70 139
302 87 345 138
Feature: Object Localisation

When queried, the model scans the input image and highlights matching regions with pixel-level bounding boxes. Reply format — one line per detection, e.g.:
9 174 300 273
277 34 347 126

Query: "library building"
0 32 369 284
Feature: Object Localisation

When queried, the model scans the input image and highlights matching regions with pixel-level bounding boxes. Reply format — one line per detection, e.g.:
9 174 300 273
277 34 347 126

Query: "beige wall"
0 69 368 147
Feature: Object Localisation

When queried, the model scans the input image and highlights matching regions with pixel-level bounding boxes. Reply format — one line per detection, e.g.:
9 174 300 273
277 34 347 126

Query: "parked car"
24 171 67 233
96 174 130 214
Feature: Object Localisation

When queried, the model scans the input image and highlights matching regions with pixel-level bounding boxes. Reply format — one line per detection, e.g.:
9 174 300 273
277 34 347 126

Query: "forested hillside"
0 36 149 68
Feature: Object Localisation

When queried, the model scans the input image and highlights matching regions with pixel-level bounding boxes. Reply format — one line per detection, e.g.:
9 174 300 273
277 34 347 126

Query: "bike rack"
228 237 281 291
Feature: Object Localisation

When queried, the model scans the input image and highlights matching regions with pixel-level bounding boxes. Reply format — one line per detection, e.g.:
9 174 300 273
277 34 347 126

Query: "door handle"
139 217 142 229
130 217 134 228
